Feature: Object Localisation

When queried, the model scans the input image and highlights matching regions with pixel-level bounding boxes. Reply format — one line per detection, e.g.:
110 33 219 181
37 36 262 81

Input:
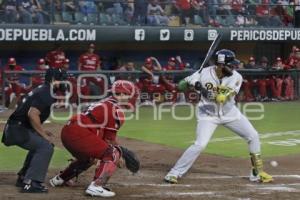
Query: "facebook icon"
135 29 145 41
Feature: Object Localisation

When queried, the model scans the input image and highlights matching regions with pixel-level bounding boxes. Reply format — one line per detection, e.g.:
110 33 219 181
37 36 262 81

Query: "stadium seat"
87 13 98 25
193 15 204 26
111 14 127 25
74 12 86 24
168 16 180 27
62 12 73 23
54 14 62 23
99 13 112 25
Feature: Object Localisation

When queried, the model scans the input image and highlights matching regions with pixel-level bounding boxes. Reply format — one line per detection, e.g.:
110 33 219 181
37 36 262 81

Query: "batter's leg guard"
50 159 94 187
249 153 273 183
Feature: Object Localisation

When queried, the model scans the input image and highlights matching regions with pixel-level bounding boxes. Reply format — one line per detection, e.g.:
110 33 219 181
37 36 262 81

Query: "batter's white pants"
168 107 261 178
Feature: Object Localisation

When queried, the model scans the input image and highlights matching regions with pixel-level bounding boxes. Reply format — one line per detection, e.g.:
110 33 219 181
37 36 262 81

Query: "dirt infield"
0 121 300 200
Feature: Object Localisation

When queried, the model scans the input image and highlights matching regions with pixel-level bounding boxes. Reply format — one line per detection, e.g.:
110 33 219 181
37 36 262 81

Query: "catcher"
49 80 140 197
164 49 273 184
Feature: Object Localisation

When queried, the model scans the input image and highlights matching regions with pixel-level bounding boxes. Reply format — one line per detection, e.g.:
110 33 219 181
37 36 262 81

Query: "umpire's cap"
45 68 68 83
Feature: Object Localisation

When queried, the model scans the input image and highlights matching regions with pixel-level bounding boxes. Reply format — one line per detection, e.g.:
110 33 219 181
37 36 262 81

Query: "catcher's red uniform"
56 80 138 186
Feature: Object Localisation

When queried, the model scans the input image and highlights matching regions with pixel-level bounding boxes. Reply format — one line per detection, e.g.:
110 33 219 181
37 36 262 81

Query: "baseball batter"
164 49 273 184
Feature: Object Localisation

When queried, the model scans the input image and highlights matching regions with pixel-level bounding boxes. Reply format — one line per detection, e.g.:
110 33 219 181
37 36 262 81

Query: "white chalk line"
210 130 300 143
125 182 300 199
136 172 300 180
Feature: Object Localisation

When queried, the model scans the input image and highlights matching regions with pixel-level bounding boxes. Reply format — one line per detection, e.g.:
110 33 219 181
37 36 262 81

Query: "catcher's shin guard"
57 159 94 183
249 153 273 183
93 146 121 186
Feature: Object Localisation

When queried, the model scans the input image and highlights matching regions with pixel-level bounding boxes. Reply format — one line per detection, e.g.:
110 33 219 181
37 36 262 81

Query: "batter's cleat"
249 168 274 183
85 181 115 197
164 174 178 184
49 175 64 187
21 181 48 193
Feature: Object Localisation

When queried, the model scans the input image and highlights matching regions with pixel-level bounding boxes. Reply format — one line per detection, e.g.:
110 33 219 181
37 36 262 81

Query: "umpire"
1 68 68 193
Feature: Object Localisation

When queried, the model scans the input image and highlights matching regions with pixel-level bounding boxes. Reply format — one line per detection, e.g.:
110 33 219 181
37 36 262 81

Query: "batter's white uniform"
167 66 261 178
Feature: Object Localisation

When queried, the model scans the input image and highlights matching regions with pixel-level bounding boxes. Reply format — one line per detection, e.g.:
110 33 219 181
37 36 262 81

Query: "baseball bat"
198 33 223 73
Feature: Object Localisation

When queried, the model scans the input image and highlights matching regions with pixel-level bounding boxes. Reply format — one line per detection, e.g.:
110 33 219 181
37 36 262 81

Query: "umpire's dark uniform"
1 68 66 193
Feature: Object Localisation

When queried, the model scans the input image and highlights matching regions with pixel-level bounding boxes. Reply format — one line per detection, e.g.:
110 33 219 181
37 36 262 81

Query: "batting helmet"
45 68 68 83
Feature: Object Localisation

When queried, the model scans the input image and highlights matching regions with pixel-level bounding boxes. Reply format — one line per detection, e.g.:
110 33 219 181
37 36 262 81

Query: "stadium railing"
1 69 299 106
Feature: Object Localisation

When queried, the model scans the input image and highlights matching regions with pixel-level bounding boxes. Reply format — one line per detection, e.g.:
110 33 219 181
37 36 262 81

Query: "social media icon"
160 29 170 41
184 29 194 41
135 29 145 41
208 30 218 41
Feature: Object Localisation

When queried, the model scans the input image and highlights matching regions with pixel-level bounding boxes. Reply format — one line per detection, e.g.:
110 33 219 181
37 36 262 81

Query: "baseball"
270 160 278 167
216 94 226 104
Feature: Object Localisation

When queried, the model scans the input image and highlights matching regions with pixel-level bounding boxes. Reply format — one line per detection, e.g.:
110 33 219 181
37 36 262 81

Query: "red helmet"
38 58 45 65
8 57 16 65
112 80 136 95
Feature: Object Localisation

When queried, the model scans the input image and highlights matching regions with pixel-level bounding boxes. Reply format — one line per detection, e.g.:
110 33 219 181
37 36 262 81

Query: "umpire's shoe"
15 176 25 188
21 181 48 193
85 181 115 197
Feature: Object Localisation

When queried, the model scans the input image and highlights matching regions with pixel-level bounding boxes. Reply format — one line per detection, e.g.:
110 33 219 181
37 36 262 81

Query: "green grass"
0 144 71 171
1 101 300 171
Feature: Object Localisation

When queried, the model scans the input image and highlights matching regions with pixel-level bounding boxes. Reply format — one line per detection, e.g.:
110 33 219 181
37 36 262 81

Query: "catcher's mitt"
120 146 140 173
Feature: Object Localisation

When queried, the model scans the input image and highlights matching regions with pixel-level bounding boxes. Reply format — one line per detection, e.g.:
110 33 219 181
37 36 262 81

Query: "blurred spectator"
286 47 300 69
191 0 208 25
45 46 66 68
147 0 169 26
295 0 300 27
61 0 77 12
218 0 233 16
106 1 123 16
283 75 294 100
258 56 269 70
207 0 218 20
244 56 258 69
4 57 30 107
132 0 147 25
3 0 18 23
138 57 164 102
175 0 192 25
38 0 52 23
17 0 44 24
79 0 97 15
231 0 244 15
31 58 48 88
117 61 137 82
272 57 285 70
78 43 104 96
124 0 134 23
256 0 283 27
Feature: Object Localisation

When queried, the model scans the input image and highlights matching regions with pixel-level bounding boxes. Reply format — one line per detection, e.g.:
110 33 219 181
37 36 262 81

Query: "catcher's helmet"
112 80 136 96
45 68 68 83
215 49 239 68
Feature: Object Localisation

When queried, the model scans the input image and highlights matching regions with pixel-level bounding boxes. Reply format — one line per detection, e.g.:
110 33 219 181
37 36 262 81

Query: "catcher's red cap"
145 57 152 64
38 58 45 65
8 57 16 65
